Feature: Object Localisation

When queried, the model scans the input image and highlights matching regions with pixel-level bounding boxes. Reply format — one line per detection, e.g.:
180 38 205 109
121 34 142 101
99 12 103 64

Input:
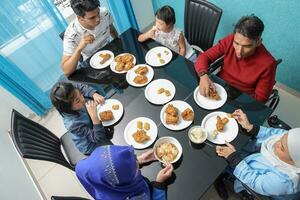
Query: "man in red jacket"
195 15 276 103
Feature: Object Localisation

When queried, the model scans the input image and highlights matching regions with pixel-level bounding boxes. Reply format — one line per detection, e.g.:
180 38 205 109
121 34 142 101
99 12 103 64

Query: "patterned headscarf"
75 145 150 200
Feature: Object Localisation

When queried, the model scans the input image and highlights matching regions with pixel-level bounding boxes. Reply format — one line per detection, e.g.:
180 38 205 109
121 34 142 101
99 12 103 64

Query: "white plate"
90 50 114 69
144 79 176 105
153 136 182 164
97 99 123 127
160 100 194 131
145 46 173 67
193 83 227 110
124 117 158 149
126 64 154 87
110 53 136 74
201 111 238 144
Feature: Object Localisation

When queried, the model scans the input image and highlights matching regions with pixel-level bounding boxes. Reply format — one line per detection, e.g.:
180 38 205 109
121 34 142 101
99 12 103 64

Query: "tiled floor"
26 85 300 200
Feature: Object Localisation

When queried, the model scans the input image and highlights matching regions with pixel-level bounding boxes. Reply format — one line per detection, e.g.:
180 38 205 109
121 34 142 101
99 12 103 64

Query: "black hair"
234 14 264 40
155 5 176 25
70 0 100 17
50 82 78 115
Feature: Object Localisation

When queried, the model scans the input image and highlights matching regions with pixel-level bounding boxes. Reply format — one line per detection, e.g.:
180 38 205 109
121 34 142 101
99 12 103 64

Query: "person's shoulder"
64 19 80 40
222 33 235 42
256 44 276 66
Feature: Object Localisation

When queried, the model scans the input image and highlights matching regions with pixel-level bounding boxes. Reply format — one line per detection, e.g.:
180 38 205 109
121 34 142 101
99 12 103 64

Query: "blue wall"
152 0 300 92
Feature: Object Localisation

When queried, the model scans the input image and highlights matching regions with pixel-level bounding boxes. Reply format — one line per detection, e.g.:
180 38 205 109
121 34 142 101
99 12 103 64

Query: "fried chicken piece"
123 62 133 71
132 129 150 143
112 104 119 110
227 113 233 118
99 53 111 64
99 110 114 121
133 75 148 84
115 62 124 71
134 66 148 75
144 122 150 130
208 88 221 100
137 121 143 129
156 142 178 163
159 59 165 64
216 116 224 132
164 90 171 97
165 104 178 116
126 54 134 62
157 53 161 58
181 108 194 121
157 88 165 94
114 56 122 62
216 116 229 132
222 117 229 125
166 114 179 125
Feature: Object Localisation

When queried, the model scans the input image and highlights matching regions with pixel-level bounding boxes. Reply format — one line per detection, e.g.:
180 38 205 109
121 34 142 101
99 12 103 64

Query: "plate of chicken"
201 111 238 144
193 83 227 110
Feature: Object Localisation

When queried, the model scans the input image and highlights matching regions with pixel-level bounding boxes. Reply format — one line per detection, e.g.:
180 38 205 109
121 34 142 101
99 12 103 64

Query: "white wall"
0 86 43 200
131 0 154 31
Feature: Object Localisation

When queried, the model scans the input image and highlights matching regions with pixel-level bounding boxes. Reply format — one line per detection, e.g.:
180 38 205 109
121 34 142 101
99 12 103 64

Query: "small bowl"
188 126 207 144
153 136 182 164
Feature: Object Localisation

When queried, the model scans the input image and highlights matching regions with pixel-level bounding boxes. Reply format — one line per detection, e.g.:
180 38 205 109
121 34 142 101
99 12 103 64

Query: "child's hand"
85 100 100 124
156 163 173 183
92 93 105 105
148 26 157 38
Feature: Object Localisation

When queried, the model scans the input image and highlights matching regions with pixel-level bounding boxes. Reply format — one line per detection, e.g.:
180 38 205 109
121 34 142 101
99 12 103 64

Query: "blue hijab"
75 145 151 200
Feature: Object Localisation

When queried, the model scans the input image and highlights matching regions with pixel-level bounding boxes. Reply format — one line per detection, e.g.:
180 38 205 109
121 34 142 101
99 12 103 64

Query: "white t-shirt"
153 27 194 59
63 7 113 60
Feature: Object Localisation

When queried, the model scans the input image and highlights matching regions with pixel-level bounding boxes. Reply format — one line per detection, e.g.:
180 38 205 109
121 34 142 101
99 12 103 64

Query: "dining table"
68 28 272 200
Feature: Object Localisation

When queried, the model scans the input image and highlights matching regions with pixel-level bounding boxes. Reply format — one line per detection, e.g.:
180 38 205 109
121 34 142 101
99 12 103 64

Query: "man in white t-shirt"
61 0 118 76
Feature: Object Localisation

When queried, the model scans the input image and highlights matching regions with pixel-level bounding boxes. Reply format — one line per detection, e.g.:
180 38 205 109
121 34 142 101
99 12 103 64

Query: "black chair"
59 31 65 40
240 181 271 200
184 0 222 53
10 109 86 171
51 196 90 200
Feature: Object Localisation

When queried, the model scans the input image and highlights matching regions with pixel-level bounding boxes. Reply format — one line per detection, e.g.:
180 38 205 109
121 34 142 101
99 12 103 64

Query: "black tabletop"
69 28 272 200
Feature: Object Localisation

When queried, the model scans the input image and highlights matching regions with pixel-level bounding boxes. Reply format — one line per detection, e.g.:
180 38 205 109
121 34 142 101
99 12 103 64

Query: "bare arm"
110 24 118 39
61 34 95 76
138 26 156 42
178 32 186 57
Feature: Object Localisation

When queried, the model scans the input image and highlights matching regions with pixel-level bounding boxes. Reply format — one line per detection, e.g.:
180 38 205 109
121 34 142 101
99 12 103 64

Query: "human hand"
85 100 100 124
156 163 173 183
148 26 157 38
216 141 236 159
78 34 95 51
137 149 156 165
92 93 105 105
199 74 215 97
232 109 253 132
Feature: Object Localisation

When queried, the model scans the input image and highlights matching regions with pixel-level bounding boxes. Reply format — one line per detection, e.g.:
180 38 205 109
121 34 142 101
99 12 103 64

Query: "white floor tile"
38 164 90 200
26 159 56 181
273 88 300 127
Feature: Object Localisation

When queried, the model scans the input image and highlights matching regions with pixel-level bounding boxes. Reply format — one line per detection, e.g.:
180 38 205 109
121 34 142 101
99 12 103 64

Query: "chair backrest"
265 59 283 113
59 31 65 40
11 109 74 170
184 0 222 51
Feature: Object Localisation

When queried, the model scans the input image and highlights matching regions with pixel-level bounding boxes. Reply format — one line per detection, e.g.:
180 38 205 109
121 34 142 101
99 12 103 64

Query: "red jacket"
194 34 276 103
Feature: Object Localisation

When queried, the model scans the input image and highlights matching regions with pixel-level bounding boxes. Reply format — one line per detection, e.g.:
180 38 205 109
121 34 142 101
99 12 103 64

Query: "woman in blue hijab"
75 145 173 200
